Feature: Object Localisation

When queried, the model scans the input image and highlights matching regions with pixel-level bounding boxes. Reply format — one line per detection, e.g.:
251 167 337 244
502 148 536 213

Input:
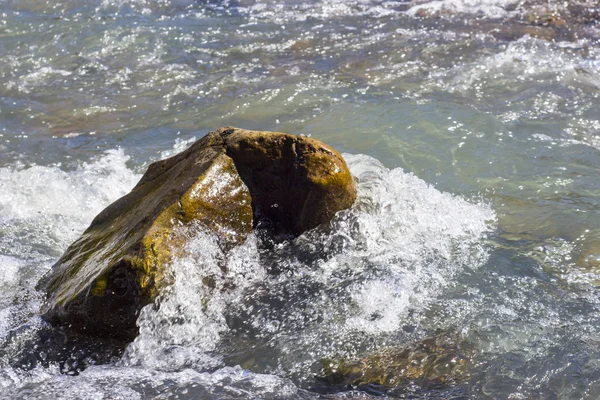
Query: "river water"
1 0 600 398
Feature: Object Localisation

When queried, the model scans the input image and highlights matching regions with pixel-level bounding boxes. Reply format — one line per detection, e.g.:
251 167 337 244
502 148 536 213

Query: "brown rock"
493 24 558 42
37 127 356 340
289 39 313 52
321 332 474 390
527 9 567 27
223 128 356 235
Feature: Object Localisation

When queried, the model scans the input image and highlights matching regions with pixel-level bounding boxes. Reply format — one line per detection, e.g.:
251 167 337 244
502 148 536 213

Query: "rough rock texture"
37 127 356 340
320 332 473 391
224 128 355 235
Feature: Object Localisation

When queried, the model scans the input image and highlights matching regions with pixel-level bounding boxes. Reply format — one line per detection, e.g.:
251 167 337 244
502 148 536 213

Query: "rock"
320 332 473 391
37 127 356 340
414 7 441 19
288 39 314 52
525 7 567 27
494 24 558 42
223 128 356 235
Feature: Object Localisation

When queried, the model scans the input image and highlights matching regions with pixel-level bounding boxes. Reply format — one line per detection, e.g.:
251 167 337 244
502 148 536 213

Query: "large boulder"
38 127 356 340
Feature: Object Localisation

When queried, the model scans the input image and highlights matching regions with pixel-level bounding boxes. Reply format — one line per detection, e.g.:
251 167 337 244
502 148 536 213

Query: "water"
1 0 600 398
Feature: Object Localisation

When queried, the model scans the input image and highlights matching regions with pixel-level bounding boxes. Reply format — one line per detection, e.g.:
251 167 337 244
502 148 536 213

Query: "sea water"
1 0 600 398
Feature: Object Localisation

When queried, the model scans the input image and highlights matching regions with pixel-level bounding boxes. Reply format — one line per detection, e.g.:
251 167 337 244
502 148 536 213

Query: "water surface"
1 0 600 398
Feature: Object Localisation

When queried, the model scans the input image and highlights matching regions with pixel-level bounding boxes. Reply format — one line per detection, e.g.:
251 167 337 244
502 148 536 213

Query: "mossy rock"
320 332 473 391
38 127 356 340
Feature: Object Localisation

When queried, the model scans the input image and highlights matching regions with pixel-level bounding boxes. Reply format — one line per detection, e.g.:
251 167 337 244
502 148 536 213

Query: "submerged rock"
320 332 473 392
37 127 356 340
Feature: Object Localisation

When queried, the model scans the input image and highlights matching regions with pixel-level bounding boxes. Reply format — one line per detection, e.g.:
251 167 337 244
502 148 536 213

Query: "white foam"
345 279 411 334
239 0 399 22
310 154 494 339
7 67 72 94
122 151 494 379
0 256 22 288
99 0 197 13
122 232 266 371
0 365 300 400
406 0 518 18
158 136 197 160
0 149 140 259
0 149 138 222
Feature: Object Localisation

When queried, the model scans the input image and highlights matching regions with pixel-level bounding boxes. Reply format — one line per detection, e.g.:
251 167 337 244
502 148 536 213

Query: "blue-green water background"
1 0 600 398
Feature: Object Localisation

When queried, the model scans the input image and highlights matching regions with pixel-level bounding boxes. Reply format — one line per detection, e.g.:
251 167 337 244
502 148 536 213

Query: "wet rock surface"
37 127 356 340
318 332 473 394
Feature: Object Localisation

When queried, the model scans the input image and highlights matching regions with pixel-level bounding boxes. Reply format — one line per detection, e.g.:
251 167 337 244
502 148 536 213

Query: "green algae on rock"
37 127 356 340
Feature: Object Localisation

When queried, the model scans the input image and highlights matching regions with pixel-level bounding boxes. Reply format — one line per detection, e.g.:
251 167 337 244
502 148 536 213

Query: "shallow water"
1 0 600 398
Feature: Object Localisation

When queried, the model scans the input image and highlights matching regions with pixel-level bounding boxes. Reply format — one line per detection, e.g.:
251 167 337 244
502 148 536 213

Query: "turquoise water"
1 0 600 398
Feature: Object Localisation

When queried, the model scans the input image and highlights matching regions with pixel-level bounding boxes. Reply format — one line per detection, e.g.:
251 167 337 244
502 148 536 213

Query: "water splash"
121 232 267 372
119 152 495 386
406 0 519 18
0 149 140 261
0 365 304 400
